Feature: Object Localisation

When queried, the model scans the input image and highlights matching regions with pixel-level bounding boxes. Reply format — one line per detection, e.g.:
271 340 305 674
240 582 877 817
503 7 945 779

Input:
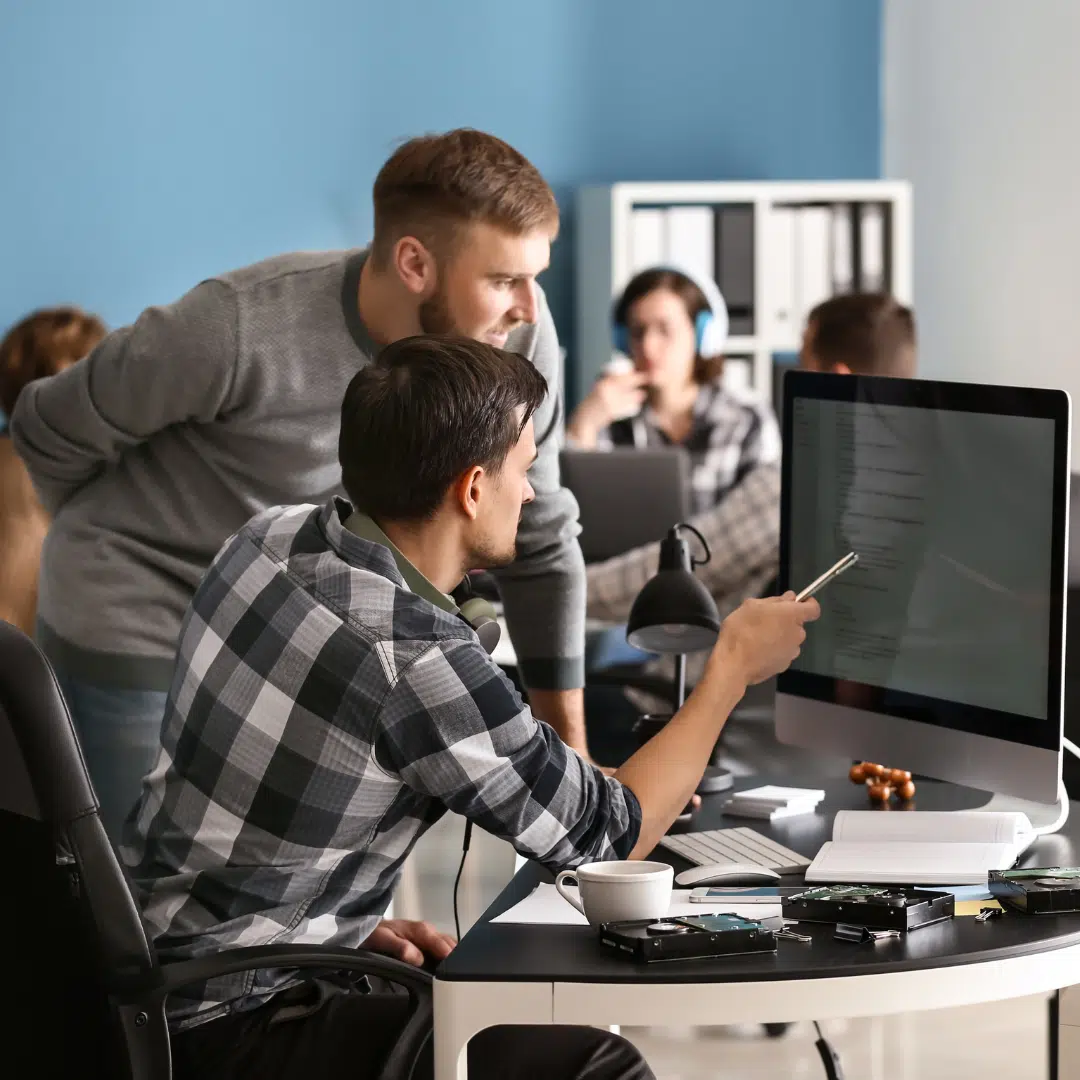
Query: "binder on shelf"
831 204 855 294
714 204 755 337
666 205 715 284
721 356 753 394
793 206 831 335
766 206 797 348
858 202 886 291
629 207 667 274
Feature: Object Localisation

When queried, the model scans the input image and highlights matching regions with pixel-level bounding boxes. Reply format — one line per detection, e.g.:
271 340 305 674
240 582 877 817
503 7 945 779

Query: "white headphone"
612 265 730 358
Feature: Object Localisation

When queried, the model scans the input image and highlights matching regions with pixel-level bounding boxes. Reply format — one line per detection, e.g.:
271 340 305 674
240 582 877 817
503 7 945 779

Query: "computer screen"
776 372 1070 804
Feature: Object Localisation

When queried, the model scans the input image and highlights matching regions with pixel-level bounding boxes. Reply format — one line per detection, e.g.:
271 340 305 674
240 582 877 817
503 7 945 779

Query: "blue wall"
0 0 880 385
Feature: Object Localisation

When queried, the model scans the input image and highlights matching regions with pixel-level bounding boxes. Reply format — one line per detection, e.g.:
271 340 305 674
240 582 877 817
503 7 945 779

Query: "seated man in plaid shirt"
122 335 817 1080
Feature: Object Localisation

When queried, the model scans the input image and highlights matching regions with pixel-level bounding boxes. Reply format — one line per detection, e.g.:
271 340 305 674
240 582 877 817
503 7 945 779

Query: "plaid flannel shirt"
586 463 781 703
597 380 781 515
121 499 641 1030
586 464 781 625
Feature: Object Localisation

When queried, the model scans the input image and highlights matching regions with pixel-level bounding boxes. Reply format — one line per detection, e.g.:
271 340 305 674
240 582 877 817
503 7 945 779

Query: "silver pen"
796 551 859 602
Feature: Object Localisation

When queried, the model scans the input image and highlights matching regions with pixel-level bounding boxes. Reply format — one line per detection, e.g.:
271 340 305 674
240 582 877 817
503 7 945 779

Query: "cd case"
989 868 1080 914
598 914 778 963
782 885 955 931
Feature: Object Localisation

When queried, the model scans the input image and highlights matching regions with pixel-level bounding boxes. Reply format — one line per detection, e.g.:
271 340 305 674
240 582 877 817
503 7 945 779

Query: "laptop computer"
559 447 691 563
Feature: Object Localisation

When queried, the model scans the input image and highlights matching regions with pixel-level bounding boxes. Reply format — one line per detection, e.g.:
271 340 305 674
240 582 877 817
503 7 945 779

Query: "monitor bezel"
778 370 1070 754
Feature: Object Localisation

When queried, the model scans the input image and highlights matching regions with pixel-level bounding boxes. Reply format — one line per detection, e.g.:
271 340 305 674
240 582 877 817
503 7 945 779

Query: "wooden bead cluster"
849 762 916 804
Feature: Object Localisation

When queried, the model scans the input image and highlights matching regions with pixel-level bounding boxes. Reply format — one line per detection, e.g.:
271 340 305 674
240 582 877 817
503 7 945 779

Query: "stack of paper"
724 785 825 822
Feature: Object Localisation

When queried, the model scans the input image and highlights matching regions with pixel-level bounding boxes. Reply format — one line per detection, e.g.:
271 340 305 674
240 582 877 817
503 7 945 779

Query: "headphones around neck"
611 264 729 360
450 575 501 654
344 510 502 655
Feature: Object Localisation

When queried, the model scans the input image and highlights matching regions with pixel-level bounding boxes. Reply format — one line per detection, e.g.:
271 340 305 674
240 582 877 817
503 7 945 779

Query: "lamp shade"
625 528 721 654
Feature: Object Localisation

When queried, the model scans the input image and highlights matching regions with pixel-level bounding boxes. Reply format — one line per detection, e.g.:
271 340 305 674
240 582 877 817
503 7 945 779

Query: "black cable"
675 521 712 567
453 819 474 942
813 1020 845 1080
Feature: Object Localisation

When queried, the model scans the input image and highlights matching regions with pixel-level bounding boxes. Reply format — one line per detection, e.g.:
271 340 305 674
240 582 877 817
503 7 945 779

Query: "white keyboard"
659 827 812 874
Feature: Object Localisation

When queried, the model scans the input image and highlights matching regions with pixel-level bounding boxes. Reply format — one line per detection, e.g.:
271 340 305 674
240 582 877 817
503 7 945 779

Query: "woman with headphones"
567 266 780 514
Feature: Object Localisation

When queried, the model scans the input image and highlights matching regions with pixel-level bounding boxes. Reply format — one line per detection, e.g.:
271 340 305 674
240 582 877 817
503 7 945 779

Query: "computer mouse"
675 863 782 887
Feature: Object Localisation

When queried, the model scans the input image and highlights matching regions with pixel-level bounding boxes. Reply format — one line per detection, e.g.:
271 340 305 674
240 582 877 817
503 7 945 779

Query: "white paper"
806 840 1018 886
731 785 825 805
831 810 1030 845
490 884 782 926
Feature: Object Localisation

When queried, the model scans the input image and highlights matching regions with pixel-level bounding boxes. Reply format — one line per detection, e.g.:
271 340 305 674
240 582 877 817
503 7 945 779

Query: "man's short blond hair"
370 129 559 265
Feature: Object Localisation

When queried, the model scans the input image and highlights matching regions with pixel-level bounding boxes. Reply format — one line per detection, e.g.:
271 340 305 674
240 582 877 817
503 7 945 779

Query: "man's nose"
512 281 538 325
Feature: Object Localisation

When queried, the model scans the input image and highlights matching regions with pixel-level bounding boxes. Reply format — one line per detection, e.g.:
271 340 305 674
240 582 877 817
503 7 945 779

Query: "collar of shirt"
338 503 459 614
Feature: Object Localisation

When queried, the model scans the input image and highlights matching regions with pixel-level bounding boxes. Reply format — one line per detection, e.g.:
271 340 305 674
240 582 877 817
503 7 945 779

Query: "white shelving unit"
573 180 912 408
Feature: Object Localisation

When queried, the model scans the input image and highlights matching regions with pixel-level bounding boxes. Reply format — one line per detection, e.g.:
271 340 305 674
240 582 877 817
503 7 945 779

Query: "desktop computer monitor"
775 371 1071 807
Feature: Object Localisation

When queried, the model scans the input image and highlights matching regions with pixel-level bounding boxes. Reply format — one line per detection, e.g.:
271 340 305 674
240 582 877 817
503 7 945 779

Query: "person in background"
0 308 106 634
567 266 781 514
11 129 594 842
583 292 916 754
587 292 917 626
801 290 916 379
123 334 817 1080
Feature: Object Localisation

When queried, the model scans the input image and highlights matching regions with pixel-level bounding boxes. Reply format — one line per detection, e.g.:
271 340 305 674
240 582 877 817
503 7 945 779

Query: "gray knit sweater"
11 250 584 691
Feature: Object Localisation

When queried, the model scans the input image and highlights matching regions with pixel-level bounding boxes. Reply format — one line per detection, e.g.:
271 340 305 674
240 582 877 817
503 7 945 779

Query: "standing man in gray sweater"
12 129 590 840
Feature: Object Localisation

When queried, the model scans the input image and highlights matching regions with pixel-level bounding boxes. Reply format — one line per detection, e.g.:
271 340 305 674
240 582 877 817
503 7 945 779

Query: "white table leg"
433 980 553 1080
1060 985 1080 1079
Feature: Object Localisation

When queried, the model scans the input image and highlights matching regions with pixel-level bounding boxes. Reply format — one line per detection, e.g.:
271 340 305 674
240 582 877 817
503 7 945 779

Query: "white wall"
884 0 1080 454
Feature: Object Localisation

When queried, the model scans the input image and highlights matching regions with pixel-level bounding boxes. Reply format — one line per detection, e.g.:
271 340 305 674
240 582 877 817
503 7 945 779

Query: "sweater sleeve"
10 279 239 514
492 286 587 690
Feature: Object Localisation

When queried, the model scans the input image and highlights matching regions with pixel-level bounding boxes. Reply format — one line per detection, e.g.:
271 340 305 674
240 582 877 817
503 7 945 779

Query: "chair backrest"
0 620 163 1076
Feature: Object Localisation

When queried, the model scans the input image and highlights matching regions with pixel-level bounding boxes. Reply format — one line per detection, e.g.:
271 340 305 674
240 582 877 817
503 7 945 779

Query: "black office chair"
0 619 432 1080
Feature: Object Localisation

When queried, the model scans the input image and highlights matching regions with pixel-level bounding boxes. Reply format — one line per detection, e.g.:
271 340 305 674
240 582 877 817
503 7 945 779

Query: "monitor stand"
974 782 1069 838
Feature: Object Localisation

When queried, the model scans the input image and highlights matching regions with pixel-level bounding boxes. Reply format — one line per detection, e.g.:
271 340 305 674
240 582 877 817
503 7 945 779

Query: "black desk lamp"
626 522 733 794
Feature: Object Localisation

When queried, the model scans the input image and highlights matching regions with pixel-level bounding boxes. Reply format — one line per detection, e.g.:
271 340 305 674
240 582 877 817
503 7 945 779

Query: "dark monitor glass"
779 371 1069 753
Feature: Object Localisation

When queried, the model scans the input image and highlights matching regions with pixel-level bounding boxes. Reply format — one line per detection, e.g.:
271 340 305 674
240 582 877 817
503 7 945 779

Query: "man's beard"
418 283 519 341
418 285 456 334
467 537 517 572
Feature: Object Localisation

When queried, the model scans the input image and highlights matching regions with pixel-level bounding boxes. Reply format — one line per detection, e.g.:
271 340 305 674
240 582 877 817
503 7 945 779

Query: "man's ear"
454 465 486 522
393 236 436 298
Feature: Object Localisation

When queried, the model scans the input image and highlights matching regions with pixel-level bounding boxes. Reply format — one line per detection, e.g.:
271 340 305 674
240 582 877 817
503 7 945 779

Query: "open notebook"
805 810 1034 885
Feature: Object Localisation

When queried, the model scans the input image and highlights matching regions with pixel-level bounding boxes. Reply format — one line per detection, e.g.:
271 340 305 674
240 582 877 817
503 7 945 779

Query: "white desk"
433 778 1080 1079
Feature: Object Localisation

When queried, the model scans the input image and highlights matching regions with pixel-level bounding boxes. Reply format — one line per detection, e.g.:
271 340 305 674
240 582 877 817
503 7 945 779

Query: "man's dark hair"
339 335 547 522
807 292 916 377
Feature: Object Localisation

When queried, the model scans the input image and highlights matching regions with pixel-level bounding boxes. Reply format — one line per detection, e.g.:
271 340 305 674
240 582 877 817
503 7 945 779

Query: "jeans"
171 979 654 1080
54 671 167 843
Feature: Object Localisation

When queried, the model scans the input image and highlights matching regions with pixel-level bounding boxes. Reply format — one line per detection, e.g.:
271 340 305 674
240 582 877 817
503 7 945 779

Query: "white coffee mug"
554 861 673 925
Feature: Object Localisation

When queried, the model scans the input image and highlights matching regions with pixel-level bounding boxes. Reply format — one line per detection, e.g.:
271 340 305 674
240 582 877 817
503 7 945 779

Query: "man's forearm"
527 687 588 757
617 641 748 858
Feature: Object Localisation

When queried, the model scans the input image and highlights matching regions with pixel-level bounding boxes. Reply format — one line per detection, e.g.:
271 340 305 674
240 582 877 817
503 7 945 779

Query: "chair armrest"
160 944 432 997
160 945 432 1080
